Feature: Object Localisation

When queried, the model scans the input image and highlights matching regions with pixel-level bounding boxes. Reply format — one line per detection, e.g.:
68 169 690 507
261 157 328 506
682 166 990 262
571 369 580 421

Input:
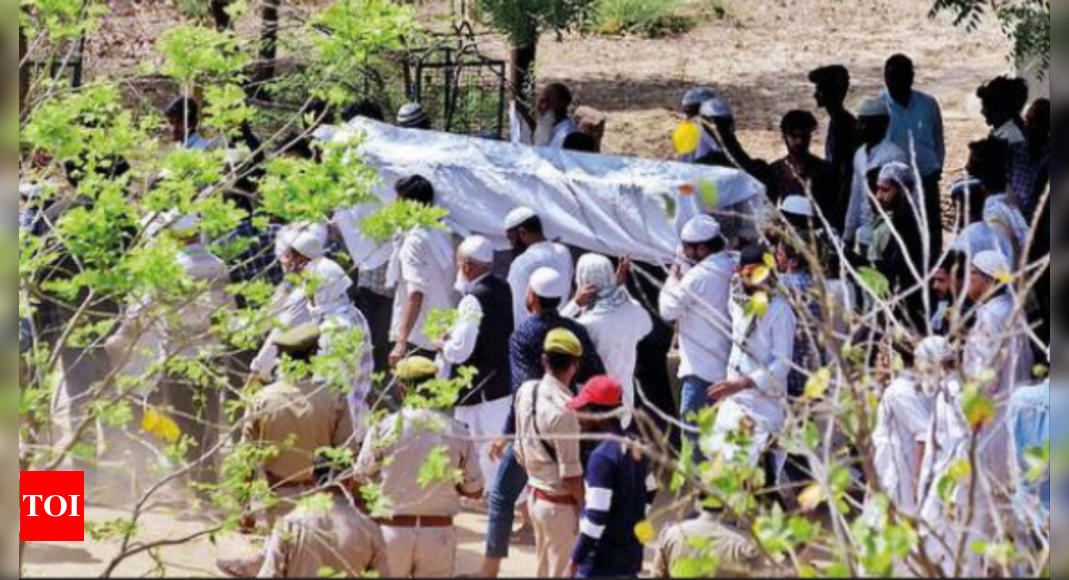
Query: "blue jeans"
485 443 529 559
680 376 715 434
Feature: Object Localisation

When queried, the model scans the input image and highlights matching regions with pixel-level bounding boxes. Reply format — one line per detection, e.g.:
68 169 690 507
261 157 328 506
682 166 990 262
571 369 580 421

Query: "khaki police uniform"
652 513 764 579
355 407 483 578
243 378 358 522
514 375 584 579
258 494 392 579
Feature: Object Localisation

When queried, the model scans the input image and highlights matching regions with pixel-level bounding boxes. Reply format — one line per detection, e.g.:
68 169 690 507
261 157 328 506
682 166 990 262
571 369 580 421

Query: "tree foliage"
930 0 1050 72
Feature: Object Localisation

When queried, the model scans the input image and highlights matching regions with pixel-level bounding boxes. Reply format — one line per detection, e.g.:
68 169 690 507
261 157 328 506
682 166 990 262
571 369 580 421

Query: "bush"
593 0 696 38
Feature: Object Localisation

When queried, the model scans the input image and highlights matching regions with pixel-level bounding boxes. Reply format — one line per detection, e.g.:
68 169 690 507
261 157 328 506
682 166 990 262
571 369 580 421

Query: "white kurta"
872 375 933 515
562 295 654 426
389 227 458 352
507 240 575 326
659 253 735 383
843 141 908 249
251 282 313 384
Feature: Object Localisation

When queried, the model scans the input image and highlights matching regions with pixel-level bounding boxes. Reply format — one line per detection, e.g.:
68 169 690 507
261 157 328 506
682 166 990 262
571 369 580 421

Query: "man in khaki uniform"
254 456 393 579
354 357 484 579
514 329 586 578
243 323 360 524
652 501 765 579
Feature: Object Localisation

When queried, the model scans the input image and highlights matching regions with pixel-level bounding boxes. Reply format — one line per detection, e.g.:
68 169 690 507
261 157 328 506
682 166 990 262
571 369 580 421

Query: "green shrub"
593 0 696 38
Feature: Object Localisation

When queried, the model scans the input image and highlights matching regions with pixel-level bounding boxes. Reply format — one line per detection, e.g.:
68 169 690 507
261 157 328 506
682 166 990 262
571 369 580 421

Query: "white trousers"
454 397 512 496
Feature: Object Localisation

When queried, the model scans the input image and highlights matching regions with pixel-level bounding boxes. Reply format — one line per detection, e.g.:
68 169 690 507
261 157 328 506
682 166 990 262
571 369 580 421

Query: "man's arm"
439 295 482 365
659 269 690 323
391 291 424 367
571 452 616 572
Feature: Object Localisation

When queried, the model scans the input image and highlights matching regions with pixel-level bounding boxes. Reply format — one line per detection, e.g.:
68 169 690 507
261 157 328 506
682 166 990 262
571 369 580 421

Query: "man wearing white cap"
388 175 459 369
437 236 516 490
964 250 1034 493
659 215 734 441
504 207 575 327
479 267 605 579
843 96 908 255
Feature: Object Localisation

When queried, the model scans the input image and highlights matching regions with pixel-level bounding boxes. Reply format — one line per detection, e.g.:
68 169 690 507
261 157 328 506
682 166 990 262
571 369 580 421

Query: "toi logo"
20 471 85 542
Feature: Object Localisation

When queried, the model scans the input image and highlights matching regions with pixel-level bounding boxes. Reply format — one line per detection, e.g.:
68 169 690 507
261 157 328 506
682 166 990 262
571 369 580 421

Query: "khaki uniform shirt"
355 408 483 518
243 379 358 485
514 376 583 496
653 514 764 579
258 494 391 579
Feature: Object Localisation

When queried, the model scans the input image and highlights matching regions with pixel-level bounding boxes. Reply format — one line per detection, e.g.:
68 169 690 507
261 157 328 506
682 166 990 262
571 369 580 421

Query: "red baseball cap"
567 376 623 411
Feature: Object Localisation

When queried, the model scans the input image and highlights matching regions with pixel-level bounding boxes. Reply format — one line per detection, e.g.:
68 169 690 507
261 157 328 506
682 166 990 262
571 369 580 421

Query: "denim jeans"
680 376 715 434
485 443 529 559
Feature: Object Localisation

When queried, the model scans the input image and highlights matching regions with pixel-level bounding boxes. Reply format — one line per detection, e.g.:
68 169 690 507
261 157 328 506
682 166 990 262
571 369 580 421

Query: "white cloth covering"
659 252 735 383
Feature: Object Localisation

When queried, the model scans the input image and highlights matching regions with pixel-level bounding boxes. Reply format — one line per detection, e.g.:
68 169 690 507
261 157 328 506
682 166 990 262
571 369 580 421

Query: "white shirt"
917 378 969 525
844 141 908 248
252 281 313 383
390 227 458 351
725 292 796 433
873 375 933 514
507 241 575 326
318 307 375 402
169 244 233 358
549 118 580 149
951 222 1016 267
437 288 486 377
562 294 654 417
964 293 1034 485
659 253 734 383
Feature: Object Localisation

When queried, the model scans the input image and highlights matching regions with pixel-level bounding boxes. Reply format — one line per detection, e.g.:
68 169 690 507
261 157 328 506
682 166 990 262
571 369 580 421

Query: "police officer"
354 357 484 578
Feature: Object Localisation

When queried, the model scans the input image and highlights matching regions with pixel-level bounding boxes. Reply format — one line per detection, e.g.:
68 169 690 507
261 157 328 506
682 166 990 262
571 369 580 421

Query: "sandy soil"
29 1 1015 577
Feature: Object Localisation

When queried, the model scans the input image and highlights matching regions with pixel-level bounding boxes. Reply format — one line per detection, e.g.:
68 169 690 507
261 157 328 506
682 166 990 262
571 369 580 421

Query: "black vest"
456 275 515 406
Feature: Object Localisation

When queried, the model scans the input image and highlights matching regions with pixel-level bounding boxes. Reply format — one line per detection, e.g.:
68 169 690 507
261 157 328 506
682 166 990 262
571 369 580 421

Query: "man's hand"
389 343 407 369
566 562 579 578
669 263 682 282
574 285 599 309
707 379 752 402
615 256 632 287
489 438 509 462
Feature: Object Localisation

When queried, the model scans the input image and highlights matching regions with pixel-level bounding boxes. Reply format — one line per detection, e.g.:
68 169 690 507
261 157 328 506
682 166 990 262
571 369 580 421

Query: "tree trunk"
508 40 538 129
209 0 234 31
256 0 281 84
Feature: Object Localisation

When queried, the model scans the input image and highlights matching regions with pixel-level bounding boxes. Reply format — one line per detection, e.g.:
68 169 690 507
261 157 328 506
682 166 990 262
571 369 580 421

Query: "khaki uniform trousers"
529 494 580 579
381 525 457 579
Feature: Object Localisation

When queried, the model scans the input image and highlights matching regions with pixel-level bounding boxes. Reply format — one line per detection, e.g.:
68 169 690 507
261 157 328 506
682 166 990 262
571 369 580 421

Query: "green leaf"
416 445 463 489
857 267 891 299
360 200 451 244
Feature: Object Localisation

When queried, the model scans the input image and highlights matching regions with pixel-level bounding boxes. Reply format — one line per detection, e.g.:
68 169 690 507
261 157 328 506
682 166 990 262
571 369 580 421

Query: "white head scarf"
576 254 631 316
307 258 355 320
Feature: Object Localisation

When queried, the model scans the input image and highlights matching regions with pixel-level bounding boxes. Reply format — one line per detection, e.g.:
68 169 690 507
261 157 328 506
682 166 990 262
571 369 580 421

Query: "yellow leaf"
746 265 771 286
804 368 831 401
996 272 1014 285
798 483 825 513
142 407 182 444
748 291 770 318
673 122 702 156
763 252 777 270
634 520 656 545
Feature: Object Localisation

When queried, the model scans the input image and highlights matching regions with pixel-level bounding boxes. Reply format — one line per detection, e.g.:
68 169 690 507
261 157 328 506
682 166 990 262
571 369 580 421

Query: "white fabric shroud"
328 119 765 268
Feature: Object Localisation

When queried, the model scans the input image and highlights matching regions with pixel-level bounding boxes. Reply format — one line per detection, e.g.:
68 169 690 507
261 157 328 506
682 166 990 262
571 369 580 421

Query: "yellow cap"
544 329 583 358
395 357 439 382
273 322 321 352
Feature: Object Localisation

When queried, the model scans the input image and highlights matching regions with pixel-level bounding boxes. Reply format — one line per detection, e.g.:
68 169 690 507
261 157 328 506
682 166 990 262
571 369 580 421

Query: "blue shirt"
882 90 946 178
572 438 655 578
503 311 606 435
1011 382 1049 518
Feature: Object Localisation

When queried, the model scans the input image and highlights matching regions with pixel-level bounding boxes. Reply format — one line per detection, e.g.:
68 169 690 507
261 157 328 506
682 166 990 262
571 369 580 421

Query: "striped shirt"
571 437 657 578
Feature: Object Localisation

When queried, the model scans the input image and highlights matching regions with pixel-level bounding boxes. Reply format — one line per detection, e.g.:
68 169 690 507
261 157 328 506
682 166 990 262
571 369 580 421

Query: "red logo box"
20 471 85 542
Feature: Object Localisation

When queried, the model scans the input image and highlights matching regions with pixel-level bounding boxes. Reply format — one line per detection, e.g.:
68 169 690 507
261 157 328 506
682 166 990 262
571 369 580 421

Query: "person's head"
884 54 916 104
278 223 328 275
967 250 1011 303
700 98 736 135
274 322 322 366
456 235 495 294
857 98 891 147
168 213 201 246
562 132 598 154
876 162 917 212
575 254 618 302
394 356 440 401
165 96 201 143
914 336 957 389
395 174 435 206
977 76 1030 129
933 250 967 301
537 83 574 120
526 267 567 316
567 376 623 434
808 65 851 110
680 215 726 265
682 88 717 118
342 100 386 123
738 242 772 295
307 259 352 317
397 102 431 130
779 195 818 233
542 328 583 384
504 207 545 254
1025 98 1050 145
780 110 819 158
966 137 1010 195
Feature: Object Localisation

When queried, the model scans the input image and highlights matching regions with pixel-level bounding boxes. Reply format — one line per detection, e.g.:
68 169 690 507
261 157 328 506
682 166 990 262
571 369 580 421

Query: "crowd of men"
19 51 1051 579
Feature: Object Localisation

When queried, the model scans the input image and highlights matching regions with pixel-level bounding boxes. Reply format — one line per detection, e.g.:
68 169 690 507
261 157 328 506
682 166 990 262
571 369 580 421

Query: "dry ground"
24 0 1014 577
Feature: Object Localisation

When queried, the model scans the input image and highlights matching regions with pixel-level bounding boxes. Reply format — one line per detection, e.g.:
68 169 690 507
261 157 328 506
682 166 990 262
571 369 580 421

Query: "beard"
454 272 473 295
533 111 558 147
